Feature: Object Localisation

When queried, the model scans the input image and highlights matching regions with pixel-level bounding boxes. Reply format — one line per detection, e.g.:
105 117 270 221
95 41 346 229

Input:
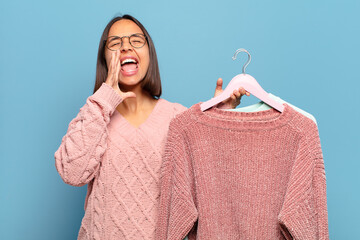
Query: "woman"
55 14 248 240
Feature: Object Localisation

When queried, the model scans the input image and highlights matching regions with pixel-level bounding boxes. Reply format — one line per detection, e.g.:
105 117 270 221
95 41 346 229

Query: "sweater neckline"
193 103 294 130
110 98 165 138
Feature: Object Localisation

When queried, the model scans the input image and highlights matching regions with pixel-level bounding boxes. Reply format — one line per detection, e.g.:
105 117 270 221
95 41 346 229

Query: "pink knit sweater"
55 83 186 240
156 103 329 239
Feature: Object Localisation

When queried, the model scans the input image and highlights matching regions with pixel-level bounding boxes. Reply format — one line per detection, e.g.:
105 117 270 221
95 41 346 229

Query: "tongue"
122 63 137 73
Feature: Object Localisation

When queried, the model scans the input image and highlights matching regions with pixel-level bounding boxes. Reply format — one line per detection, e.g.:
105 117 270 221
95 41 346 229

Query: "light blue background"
1 0 359 239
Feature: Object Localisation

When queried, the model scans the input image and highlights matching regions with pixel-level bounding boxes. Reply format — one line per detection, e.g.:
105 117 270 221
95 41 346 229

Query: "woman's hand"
214 78 250 109
105 50 136 100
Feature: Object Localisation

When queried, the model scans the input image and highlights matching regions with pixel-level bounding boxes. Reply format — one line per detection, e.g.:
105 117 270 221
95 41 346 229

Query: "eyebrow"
131 33 145 37
108 33 144 38
107 36 120 41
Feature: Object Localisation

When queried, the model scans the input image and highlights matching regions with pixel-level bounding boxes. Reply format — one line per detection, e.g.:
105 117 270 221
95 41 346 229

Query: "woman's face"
105 19 150 88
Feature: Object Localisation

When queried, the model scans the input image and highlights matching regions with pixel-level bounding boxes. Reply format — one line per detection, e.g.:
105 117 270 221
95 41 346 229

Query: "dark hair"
93 14 162 98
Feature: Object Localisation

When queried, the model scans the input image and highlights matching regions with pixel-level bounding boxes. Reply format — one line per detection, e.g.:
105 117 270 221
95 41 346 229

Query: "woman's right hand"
105 50 136 100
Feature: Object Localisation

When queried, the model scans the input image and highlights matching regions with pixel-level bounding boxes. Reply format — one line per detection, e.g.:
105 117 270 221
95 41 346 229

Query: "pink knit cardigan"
156 103 329 240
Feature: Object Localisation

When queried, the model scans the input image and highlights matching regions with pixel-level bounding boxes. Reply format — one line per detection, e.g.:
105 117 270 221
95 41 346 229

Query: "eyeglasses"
105 33 147 51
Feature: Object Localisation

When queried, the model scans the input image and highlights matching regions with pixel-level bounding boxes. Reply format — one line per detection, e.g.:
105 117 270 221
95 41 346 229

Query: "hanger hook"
232 48 251 74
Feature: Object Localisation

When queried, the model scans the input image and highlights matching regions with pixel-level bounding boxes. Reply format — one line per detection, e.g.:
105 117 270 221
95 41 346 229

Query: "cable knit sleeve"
55 83 123 186
156 118 198 240
278 122 329 240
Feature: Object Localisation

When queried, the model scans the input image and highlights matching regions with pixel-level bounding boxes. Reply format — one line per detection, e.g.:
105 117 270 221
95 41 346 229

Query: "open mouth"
120 57 138 74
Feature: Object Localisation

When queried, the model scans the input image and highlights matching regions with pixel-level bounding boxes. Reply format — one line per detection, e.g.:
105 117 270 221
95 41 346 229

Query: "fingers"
233 89 241 98
228 92 240 108
231 91 241 100
234 87 251 97
214 78 224 97
230 89 242 102
108 51 116 81
114 50 120 79
239 87 251 96
106 50 120 86
215 79 250 97
114 51 121 82
244 89 251 96
123 91 137 99
216 78 223 89
229 87 249 108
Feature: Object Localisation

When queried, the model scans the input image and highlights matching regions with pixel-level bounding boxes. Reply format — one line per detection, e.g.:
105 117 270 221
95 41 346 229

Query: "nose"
120 36 132 52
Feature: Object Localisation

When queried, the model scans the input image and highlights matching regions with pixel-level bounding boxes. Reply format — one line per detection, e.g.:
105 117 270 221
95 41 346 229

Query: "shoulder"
158 98 188 117
286 105 320 140
166 103 201 134
270 94 317 125
286 103 317 125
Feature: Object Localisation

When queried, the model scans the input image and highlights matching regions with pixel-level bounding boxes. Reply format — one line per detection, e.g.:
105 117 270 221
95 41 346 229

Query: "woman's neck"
117 84 157 114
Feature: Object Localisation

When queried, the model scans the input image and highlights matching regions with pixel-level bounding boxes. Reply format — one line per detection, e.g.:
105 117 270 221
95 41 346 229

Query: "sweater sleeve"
156 119 198 240
55 83 123 186
278 123 329 240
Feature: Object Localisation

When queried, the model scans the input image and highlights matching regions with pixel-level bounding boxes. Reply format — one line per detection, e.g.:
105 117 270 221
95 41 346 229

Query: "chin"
118 79 143 89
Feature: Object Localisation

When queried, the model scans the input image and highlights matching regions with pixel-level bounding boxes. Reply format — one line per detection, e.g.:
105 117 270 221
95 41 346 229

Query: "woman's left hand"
214 78 250 109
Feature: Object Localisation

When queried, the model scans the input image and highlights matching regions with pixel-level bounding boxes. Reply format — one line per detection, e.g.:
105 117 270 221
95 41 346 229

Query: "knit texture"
55 83 187 240
156 103 329 240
